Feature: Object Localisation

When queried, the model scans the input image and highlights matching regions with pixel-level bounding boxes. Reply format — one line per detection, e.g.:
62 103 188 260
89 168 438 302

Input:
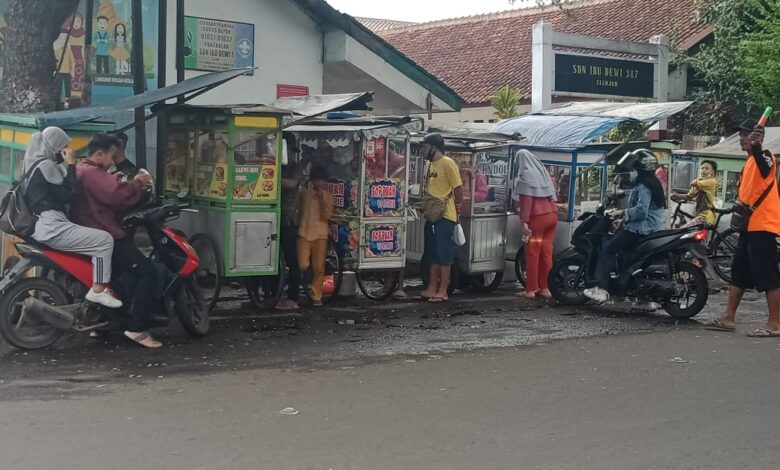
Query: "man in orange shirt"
708 120 780 336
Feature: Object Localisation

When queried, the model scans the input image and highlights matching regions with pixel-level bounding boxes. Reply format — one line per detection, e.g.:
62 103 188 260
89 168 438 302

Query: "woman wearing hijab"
24 127 121 309
513 149 558 299
584 149 665 303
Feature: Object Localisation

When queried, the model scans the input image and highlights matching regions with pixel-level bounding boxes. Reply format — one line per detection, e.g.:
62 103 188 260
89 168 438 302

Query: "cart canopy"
286 115 423 139
491 101 694 149
676 127 780 158
19 69 253 129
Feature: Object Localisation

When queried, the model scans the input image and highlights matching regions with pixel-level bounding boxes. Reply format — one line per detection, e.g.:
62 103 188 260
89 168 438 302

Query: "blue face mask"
629 170 638 183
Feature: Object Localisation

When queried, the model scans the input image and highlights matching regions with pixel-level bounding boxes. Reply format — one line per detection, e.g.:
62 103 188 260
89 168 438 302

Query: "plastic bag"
453 223 466 246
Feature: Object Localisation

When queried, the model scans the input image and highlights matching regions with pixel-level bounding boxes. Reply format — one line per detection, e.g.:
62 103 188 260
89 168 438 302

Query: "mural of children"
111 23 130 75
93 15 112 74
53 13 86 102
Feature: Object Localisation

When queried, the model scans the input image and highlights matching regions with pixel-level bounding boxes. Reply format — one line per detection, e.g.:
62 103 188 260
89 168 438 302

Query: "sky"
325 0 540 23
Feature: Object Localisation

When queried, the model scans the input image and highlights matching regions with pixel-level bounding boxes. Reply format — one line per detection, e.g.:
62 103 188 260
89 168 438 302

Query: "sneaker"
312 300 324 307
85 288 123 309
583 287 609 303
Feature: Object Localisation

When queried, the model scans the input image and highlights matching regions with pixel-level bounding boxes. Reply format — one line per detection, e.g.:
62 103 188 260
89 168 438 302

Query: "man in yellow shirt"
297 166 335 307
671 159 718 227
420 133 464 302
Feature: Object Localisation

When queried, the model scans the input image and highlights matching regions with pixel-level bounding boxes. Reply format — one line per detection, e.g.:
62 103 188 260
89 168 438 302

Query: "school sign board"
184 16 255 72
554 53 655 99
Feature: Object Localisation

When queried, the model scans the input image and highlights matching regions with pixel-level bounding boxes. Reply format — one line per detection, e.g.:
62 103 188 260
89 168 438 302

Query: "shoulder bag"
730 178 775 232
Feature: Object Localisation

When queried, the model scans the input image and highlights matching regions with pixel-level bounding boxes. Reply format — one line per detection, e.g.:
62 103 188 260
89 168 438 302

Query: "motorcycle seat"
639 227 698 242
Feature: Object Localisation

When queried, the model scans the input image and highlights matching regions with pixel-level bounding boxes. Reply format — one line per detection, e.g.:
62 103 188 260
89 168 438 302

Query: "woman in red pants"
513 150 558 299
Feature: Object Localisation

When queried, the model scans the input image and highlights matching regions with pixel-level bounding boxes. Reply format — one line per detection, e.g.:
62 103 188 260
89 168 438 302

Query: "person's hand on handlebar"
134 172 152 188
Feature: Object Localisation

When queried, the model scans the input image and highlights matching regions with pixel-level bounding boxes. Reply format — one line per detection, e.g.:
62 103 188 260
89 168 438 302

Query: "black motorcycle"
547 192 711 319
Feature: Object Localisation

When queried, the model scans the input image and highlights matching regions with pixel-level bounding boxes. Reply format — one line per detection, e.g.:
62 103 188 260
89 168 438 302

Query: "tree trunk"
0 0 81 113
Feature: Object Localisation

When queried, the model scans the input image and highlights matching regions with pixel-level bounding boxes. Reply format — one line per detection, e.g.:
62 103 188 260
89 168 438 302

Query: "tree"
491 85 522 120
739 0 780 110
0 0 81 113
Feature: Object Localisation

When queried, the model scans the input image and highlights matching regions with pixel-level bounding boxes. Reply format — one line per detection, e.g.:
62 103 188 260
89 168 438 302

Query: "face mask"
629 170 638 183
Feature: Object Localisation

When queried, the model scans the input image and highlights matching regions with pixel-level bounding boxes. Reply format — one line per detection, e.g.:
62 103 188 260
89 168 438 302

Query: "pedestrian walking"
707 120 780 336
513 149 557 299
297 165 334 307
419 133 463 302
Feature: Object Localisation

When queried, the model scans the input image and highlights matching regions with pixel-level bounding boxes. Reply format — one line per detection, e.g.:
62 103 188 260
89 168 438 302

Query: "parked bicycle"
669 201 738 284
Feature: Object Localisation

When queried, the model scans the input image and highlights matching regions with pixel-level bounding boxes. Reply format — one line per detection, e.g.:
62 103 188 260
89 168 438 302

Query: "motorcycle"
0 203 209 350
548 191 712 319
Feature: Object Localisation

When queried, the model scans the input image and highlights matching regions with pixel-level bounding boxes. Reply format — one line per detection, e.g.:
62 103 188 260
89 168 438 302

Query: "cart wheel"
514 248 527 287
470 271 504 293
420 259 459 295
302 238 343 305
356 270 400 301
245 252 287 310
189 233 223 313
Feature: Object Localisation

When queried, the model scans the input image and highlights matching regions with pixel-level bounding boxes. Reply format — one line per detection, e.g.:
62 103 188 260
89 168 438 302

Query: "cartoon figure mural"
53 12 86 105
93 15 112 74
111 22 130 75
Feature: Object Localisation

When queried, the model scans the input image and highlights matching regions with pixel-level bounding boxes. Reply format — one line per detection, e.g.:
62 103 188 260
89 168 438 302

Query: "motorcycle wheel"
356 270 400 300
0 277 68 350
514 249 527 287
175 278 210 337
189 233 223 314
548 257 589 306
470 271 504 293
663 261 709 319
708 229 738 284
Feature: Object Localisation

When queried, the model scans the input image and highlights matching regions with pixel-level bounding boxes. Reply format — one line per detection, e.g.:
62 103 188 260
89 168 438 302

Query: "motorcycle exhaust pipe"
22 298 74 331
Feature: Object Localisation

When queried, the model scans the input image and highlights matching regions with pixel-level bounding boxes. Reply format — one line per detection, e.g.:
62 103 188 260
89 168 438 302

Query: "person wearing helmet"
584 149 666 303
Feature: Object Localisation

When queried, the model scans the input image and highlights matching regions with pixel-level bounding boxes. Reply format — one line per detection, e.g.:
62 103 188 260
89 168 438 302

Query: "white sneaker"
85 288 123 309
583 287 610 303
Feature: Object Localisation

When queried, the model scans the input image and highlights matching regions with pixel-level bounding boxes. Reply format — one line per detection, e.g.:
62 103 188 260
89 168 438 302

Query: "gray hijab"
23 127 71 184
512 149 556 200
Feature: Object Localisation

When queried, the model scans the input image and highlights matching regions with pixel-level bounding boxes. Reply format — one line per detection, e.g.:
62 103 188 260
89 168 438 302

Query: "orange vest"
738 152 780 234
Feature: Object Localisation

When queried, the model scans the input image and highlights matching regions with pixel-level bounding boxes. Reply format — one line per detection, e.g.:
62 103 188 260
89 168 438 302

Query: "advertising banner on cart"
365 178 403 217
364 224 402 258
184 16 255 72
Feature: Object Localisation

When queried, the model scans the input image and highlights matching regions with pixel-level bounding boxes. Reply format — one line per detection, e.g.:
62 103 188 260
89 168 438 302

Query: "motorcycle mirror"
177 189 190 200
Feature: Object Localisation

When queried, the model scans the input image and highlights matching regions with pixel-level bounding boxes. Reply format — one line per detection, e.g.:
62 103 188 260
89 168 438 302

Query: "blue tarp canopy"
491 101 694 148
26 68 252 129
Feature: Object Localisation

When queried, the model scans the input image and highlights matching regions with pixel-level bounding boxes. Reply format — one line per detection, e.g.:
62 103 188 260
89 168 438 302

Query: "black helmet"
617 149 658 173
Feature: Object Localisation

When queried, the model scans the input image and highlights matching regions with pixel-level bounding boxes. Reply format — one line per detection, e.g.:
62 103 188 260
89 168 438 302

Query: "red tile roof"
379 0 710 105
356 17 417 32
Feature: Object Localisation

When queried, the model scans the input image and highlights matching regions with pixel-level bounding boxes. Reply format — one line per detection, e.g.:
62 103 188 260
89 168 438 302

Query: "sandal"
704 319 736 332
428 297 447 303
746 328 780 338
124 331 163 348
538 289 553 300
515 291 537 299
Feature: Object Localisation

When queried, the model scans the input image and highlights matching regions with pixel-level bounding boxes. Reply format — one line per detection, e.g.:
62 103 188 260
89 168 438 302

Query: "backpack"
0 159 44 238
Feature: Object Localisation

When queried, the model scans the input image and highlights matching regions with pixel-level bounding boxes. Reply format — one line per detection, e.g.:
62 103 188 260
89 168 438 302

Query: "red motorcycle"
0 203 209 350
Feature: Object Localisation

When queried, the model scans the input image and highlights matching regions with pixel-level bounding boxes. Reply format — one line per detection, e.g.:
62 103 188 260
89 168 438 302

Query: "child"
297 166 334 307
671 159 718 227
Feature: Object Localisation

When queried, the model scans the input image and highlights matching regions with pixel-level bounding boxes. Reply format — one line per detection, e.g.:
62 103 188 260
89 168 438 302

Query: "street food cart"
0 114 118 272
158 104 291 310
492 101 695 283
285 115 421 301
406 129 516 293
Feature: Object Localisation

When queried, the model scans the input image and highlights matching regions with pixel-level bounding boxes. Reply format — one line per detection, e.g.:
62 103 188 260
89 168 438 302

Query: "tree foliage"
491 85 522 120
739 0 780 110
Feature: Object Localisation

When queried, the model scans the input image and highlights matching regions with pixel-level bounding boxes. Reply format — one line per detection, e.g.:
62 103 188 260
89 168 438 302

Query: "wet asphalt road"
1 284 778 469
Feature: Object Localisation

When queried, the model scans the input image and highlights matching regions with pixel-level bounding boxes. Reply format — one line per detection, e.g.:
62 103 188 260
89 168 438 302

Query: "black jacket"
25 164 77 215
